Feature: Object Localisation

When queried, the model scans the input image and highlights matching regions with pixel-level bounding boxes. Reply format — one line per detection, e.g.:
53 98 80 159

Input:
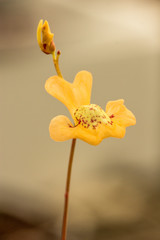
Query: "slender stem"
52 48 73 240
61 138 77 240
52 51 63 78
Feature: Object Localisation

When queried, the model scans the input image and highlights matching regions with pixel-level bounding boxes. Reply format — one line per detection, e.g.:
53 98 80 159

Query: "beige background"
0 0 160 239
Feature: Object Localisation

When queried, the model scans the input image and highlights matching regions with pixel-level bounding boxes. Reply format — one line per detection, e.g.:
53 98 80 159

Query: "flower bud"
37 19 56 54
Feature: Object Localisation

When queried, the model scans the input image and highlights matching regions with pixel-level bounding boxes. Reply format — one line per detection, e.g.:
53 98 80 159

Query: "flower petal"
49 116 107 145
45 71 92 117
69 123 125 145
49 115 76 141
37 19 43 49
49 116 127 145
101 122 126 139
73 125 103 145
73 71 92 106
105 99 136 127
45 76 77 115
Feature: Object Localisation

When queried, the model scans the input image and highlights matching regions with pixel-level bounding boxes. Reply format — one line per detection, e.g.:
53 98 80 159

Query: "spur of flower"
45 71 136 145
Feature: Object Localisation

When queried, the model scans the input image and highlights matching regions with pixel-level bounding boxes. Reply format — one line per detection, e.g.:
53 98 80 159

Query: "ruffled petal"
101 122 126 139
73 125 103 145
49 115 128 145
73 71 92 106
49 116 108 145
49 115 76 141
69 122 125 145
105 99 136 127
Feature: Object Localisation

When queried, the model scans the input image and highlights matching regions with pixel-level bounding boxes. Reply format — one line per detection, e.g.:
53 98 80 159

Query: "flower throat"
74 104 112 129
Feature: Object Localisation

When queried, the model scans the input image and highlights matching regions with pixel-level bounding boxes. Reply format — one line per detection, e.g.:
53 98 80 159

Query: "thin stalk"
52 48 74 240
52 51 63 78
61 138 77 240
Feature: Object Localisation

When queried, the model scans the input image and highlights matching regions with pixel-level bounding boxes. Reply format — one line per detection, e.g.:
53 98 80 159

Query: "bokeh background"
0 0 160 239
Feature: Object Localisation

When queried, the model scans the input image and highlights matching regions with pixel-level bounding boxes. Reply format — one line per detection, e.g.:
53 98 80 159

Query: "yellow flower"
37 19 55 54
45 71 136 145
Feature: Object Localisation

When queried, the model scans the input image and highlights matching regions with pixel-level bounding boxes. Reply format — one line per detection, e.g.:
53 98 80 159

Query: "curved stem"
61 139 77 240
52 51 63 78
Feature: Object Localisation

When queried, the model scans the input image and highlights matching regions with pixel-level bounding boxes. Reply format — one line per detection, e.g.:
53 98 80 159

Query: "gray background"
0 0 160 239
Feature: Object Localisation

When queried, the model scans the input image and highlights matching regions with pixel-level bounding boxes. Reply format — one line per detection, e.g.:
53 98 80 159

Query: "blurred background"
0 0 160 239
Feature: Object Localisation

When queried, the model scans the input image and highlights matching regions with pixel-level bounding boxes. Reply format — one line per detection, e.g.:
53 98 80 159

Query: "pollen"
74 104 112 129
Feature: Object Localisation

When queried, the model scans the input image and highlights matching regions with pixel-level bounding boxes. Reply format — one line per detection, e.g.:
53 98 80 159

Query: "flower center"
74 104 112 129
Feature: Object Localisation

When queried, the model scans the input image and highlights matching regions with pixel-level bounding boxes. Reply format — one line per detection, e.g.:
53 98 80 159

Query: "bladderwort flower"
37 19 136 240
45 71 136 145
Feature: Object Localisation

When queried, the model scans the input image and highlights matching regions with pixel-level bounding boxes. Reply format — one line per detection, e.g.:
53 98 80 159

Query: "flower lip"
74 104 112 129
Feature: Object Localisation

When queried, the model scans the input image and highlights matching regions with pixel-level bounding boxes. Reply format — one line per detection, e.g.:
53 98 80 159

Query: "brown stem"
61 139 77 240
